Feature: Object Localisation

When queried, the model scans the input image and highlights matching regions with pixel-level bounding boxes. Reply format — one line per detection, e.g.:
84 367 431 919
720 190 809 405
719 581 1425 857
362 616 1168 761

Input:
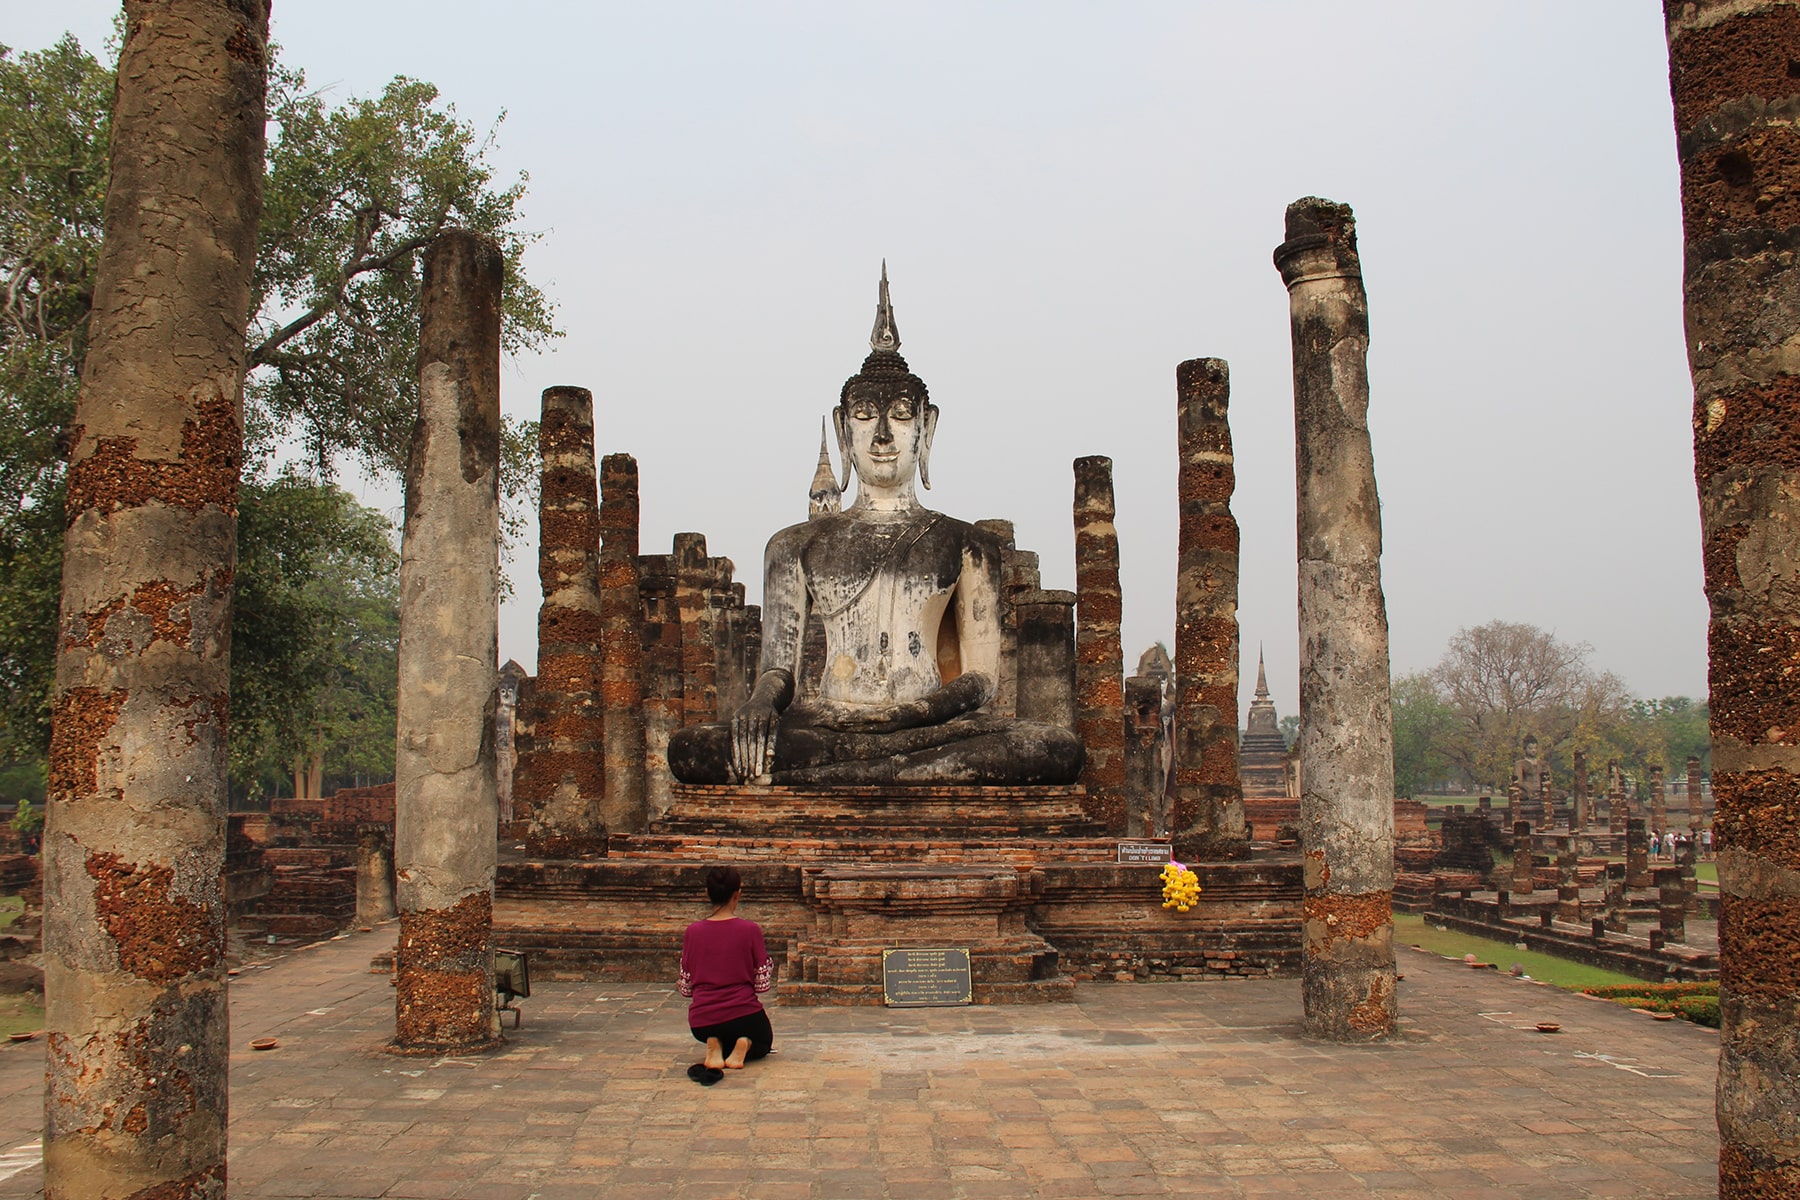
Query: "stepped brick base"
494 783 1303 1001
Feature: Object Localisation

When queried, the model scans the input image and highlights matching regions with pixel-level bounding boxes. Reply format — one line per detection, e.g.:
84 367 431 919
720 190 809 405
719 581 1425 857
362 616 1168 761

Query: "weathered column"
673 533 718 726
1073 456 1128 831
1170 358 1248 861
1603 862 1629 933
1507 781 1522 828
598 453 647 833
637 559 682 816
1656 7 1800 1165
1511 822 1536 895
392 230 504 1054
1014 589 1078 732
1648 763 1668 835
997 543 1041 718
1626 817 1653 889
1686 755 1704 834
1539 766 1554 829
1608 760 1627 839
1555 838 1581 924
1656 867 1687 946
356 824 398 925
1275 198 1396 1040
1571 748 1588 833
518 387 606 858
44 2 266 1192
1123 675 1168 837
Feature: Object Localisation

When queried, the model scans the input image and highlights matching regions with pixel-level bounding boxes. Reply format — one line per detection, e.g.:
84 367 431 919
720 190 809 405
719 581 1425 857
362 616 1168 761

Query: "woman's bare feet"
703 1036 727 1070
722 1036 752 1068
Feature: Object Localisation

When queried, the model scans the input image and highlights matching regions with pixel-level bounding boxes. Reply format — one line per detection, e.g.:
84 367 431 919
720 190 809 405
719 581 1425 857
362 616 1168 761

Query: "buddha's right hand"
730 670 794 783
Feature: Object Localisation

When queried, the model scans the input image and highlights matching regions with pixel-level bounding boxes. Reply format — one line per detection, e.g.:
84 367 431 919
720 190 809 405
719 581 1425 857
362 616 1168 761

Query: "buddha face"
838 386 937 495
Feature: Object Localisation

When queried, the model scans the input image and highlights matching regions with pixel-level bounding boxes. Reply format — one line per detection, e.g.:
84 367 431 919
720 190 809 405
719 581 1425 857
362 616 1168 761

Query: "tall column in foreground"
392 230 504 1054
1073 456 1128 831
1275 197 1397 1041
1170 358 1248 860
599 454 648 833
44 3 267 1193
519 387 607 858
1667 7 1800 1190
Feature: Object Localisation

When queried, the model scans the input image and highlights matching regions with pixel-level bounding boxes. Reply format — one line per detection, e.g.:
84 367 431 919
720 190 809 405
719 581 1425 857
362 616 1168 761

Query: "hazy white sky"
15 2 1706 722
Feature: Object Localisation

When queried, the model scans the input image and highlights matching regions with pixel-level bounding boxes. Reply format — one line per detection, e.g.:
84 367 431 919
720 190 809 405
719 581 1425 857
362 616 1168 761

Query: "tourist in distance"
679 865 775 1085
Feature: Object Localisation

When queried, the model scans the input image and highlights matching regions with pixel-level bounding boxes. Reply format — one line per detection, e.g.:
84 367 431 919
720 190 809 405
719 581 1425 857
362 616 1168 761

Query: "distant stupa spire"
1255 645 1270 700
869 259 900 353
808 416 841 518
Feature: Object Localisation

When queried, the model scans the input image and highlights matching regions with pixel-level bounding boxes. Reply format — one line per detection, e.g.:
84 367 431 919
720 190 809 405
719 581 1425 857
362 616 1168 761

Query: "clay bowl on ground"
249 1037 279 1051
1535 1022 1561 1033
9 1031 39 1043
1652 1012 1676 1022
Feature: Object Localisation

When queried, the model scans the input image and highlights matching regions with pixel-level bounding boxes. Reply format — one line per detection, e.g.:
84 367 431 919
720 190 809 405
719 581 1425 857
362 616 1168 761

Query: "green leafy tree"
231 477 399 801
1390 670 1456 797
0 34 556 769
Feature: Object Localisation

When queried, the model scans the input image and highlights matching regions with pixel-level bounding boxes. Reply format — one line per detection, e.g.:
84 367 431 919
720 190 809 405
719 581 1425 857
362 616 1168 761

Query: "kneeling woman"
680 866 774 1084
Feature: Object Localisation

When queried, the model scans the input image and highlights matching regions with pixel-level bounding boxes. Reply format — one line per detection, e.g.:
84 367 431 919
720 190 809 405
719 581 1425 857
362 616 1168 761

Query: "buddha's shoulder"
768 509 1003 553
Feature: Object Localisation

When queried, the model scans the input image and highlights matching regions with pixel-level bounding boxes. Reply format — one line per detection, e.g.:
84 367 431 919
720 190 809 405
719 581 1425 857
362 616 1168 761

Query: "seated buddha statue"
667 271 1084 787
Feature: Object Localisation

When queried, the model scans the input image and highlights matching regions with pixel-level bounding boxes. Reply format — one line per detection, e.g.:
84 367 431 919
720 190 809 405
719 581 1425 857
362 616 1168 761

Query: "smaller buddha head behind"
834 265 938 498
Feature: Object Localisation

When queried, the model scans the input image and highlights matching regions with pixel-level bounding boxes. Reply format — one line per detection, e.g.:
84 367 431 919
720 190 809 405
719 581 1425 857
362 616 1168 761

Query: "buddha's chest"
802 517 962 622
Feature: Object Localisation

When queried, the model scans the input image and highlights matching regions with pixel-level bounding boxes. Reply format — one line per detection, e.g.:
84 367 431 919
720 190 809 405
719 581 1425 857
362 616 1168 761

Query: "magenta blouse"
678 917 774 1027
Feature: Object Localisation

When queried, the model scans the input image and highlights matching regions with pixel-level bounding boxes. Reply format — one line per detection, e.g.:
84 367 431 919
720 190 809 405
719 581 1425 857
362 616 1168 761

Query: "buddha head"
833 266 938 497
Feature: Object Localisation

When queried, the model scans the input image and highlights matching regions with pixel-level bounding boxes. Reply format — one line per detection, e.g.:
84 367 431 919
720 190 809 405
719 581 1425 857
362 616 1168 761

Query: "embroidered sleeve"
678 963 694 997
753 957 774 994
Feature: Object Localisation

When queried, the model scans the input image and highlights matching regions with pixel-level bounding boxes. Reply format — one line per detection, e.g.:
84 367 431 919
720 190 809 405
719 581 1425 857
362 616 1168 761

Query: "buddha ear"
918 403 940 490
832 406 852 492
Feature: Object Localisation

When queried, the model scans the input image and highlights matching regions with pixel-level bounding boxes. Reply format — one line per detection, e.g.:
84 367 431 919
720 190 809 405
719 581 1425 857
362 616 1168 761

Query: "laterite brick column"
1275 197 1397 1042
1073 456 1128 831
1649 763 1668 834
1666 6 1800 1189
1571 748 1588 833
599 453 648 834
518 387 606 858
43 2 267 1193
674 533 718 727
638 558 682 817
392 230 503 1054
1169 358 1248 861
1686 755 1704 834
1608 760 1627 839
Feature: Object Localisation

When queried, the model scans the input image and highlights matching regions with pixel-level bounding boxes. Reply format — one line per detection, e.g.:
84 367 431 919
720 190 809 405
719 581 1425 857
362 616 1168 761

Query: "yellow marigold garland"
1160 860 1201 912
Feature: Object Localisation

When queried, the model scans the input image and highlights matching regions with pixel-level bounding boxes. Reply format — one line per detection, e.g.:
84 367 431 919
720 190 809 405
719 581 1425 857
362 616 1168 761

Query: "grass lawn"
0 992 41 1039
1394 913 1644 992
0 895 20 931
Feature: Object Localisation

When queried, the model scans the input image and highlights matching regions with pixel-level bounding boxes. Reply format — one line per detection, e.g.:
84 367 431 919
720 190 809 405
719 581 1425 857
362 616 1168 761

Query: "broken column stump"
1169 357 1248 860
599 453 649 835
43 2 268 1195
1275 197 1397 1042
392 230 504 1054
1123 675 1168 838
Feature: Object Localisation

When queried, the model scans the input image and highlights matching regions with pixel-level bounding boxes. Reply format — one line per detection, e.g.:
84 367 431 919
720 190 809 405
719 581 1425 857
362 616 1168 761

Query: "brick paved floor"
0 927 1718 1198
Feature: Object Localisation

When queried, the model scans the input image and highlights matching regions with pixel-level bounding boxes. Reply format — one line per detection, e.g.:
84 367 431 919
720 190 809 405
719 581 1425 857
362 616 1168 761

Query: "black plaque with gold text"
881 948 973 1007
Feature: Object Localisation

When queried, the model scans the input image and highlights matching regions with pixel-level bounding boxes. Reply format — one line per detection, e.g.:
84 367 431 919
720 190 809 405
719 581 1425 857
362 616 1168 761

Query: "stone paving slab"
0 926 1718 1198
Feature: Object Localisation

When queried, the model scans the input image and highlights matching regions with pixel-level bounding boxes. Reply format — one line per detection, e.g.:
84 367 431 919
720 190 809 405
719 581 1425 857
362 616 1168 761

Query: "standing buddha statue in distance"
668 268 1084 787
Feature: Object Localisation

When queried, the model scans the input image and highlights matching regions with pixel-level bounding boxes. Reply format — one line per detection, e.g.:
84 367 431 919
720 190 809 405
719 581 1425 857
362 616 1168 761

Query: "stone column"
356 824 398 925
1123 675 1168 837
1275 198 1396 1041
519 386 606 858
1539 767 1554 829
599 453 647 833
674 533 717 727
1507 781 1522 829
43 3 267 1191
1073 456 1128 831
1170 357 1248 860
1656 867 1687 946
1555 838 1581 924
1571 749 1588 833
1608 760 1627 839
1686 755 1704 834
1603 863 1629 934
392 230 503 1054
637 559 682 816
1511 822 1535 895
1014 589 1078 732
1626 818 1652 889
1648 764 1667 836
